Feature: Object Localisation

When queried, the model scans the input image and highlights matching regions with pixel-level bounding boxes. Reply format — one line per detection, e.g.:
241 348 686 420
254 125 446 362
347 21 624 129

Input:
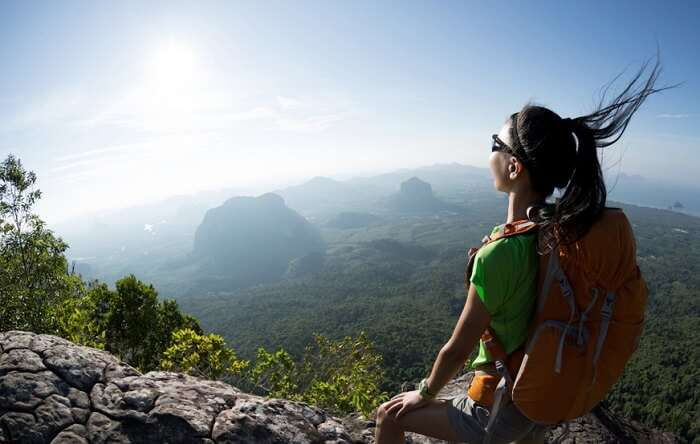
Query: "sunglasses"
491 133 529 167
491 134 512 153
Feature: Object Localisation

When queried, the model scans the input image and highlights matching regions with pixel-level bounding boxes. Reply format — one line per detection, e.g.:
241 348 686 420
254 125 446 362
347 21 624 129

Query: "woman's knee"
375 401 399 428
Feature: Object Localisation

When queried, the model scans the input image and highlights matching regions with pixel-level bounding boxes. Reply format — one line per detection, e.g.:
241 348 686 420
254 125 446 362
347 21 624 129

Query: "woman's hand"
382 390 429 420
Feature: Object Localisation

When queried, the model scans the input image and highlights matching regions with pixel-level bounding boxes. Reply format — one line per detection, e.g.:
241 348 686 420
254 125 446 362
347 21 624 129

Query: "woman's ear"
508 158 520 179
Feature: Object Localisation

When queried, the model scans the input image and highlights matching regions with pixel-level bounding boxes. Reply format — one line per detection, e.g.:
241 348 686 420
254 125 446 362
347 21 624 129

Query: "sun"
146 40 197 93
139 40 203 129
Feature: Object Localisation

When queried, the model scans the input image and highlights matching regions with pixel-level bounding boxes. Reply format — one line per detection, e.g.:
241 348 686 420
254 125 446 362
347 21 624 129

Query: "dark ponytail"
512 56 675 252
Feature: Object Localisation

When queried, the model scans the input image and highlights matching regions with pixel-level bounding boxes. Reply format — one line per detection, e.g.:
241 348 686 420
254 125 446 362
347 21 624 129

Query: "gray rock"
122 388 157 411
2 331 35 351
0 411 44 444
318 418 353 442
70 407 90 424
300 404 327 427
89 383 149 423
0 370 69 410
102 361 140 382
149 400 212 437
30 335 72 354
42 345 105 392
0 349 46 374
86 411 131 444
50 424 88 443
35 394 73 434
66 388 89 409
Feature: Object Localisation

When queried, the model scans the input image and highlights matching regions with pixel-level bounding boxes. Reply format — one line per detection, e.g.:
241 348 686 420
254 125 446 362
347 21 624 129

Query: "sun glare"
147 41 197 93
141 40 203 129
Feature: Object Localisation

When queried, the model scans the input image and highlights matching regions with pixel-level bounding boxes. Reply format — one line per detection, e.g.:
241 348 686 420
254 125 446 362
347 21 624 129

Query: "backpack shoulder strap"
464 219 539 285
488 219 537 242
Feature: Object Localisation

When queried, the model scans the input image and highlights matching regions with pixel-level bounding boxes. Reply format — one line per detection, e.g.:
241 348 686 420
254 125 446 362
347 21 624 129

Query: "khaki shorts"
445 394 548 444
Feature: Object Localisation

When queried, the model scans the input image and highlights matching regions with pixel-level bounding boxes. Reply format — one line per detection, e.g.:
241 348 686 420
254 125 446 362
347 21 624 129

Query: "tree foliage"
160 328 249 380
158 329 388 417
249 347 300 399
55 275 202 372
247 332 389 417
298 332 389 417
0 154 81 333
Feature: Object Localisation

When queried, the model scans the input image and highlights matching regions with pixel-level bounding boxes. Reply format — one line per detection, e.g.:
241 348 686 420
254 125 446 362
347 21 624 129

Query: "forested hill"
180 201 700 443
192 192 325 289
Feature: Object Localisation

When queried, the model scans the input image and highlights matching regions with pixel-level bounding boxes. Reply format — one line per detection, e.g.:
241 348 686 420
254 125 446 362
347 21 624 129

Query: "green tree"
298 332 389 417
249 347 300 400
98 276 160 370
53 280 108 349
0 154 81 333
152 300 203 359
55 275 202 372
246 332 388 417
160 328 249 380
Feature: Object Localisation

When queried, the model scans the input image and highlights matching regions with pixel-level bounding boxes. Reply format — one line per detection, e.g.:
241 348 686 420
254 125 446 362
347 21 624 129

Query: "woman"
374 59 668 444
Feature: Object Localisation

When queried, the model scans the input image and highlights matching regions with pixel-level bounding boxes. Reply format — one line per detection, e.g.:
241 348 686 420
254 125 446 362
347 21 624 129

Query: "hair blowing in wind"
514 55 677 251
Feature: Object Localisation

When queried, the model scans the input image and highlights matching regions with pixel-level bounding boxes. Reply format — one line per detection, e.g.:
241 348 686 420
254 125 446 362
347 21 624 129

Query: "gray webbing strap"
494 359 513 388
483 376 508 444
537 247 560 313
557 268 576 319
593 292 616 365
544 249 577 374
539 246 576 319
578 288 600 346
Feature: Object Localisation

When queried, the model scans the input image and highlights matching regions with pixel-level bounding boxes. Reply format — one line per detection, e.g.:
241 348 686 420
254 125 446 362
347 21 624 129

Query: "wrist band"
418 378 436 400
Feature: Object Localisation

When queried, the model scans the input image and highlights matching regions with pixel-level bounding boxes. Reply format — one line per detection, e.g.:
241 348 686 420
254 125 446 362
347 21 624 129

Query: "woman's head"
489 108 579 197
492 57 672 251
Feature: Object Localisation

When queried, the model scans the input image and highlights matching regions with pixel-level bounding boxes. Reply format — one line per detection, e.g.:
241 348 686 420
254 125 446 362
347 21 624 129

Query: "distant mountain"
344 162 491 194
384 177 455 213
276 176 351 207
55 164 488 271
274 164 491 220
56 163 700 293
192 193 325 288
56 186 259 281
273 176 384 220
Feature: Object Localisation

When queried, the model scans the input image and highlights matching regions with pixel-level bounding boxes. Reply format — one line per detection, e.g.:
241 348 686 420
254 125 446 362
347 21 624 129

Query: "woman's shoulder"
476 230 536 263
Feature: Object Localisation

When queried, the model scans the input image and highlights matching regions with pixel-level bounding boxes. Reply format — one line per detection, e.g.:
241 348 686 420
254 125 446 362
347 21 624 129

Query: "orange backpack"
465 207 648 426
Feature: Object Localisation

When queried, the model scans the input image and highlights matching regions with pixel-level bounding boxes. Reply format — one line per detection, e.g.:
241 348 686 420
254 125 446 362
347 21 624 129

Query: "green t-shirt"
469 224 538 368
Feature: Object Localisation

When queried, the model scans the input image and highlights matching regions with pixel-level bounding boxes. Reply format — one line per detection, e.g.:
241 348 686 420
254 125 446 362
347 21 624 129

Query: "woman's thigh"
379 399 463 442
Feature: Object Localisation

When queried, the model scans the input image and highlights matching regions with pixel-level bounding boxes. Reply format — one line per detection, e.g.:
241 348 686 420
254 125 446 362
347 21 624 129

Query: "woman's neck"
506 189 545 223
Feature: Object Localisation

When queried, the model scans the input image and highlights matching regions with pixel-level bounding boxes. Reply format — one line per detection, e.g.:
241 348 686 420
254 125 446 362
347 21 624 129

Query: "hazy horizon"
2 1 699 224
42 160 700 228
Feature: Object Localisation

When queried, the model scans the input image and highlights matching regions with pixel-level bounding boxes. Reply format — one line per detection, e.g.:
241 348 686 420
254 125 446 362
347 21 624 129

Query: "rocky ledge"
0 331 678 443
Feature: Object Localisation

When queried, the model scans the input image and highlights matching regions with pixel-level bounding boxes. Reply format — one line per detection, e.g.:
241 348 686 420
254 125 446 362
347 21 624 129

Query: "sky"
1 0 698 224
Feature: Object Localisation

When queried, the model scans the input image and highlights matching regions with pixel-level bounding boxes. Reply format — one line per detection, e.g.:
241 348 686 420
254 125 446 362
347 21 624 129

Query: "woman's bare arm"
381 282 492 421
425 283 491 394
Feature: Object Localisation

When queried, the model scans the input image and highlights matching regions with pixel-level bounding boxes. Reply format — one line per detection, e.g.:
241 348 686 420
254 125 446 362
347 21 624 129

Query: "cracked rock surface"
0 331 678 443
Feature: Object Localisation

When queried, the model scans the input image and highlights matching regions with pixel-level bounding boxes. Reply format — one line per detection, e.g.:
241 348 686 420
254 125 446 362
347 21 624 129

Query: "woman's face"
489 121 519 193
